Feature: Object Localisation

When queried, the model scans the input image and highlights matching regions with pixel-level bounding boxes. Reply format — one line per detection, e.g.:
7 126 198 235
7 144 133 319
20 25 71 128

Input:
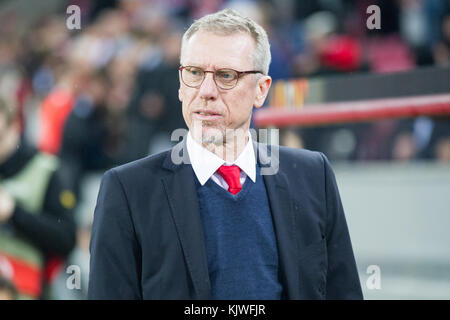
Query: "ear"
253 75 272 109
178 72 183 102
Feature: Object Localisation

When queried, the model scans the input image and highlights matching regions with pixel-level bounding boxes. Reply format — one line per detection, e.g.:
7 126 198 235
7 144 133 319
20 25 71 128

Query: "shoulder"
255 143 335 189
279 145 328 177
256 142 327 173
103 148 172 186
278 145 325 164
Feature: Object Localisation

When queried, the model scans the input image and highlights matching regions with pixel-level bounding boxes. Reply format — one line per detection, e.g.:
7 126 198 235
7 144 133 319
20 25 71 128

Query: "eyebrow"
183 64 246 71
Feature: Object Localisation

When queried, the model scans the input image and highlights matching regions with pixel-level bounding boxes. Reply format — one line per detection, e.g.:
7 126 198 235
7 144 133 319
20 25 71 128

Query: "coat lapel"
160 139 299 299
161 140 211 299
256 142 300 299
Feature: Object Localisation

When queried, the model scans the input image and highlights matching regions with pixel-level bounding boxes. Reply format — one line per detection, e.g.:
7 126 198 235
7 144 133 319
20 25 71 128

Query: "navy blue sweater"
195 166 282 299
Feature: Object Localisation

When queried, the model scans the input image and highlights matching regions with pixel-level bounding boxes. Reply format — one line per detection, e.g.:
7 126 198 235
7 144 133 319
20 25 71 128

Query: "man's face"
179 31 271 145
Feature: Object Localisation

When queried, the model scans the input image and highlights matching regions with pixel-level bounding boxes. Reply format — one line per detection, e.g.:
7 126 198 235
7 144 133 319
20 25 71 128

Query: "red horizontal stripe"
254 94 450 127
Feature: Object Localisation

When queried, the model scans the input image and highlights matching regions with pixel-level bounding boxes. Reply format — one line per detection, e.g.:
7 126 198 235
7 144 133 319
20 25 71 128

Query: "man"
0 98 76 299
88 9 363 300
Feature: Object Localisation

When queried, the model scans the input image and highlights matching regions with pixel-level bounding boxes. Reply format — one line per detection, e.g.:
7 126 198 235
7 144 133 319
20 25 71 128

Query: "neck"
199 132 249 163
206 140 246 163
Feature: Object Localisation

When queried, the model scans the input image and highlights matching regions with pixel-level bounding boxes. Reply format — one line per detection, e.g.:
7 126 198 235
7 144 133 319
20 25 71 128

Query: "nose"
199 71 218 101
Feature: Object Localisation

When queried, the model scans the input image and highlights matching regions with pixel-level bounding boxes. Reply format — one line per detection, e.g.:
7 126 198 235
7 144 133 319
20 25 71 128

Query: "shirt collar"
186 131 256 186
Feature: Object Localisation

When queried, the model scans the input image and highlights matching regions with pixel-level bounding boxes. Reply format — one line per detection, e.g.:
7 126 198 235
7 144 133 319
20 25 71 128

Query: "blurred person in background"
0 276 18 300
57 6 150 197
58 69 128 199
126 25 187 158
414 116 450 162
432 4 450 65
0 97 76 299
37 68 83 155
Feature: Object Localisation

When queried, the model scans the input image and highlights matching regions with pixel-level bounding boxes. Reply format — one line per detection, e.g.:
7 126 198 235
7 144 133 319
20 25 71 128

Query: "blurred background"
0 0 449 300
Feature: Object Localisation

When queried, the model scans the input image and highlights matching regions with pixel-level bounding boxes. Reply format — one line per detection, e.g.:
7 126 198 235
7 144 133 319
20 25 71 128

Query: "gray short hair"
180 8 271 75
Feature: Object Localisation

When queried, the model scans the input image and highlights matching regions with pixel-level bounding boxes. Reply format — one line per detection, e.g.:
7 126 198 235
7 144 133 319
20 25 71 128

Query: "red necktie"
216 165 242 195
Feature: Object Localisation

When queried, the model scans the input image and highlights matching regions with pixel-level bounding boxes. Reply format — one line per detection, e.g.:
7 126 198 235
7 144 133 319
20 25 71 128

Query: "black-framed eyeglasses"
179 65 263 90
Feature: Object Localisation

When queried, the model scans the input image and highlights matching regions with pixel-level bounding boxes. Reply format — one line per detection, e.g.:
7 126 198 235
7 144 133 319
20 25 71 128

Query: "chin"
189 120 223 144
201 127 225 146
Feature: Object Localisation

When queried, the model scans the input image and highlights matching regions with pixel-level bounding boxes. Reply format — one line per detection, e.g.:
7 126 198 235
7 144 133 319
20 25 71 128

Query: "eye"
186 67 203 76
216 70 237 81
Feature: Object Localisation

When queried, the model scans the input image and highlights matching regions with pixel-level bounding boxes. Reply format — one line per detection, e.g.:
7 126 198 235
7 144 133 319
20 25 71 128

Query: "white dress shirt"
186 131 256 190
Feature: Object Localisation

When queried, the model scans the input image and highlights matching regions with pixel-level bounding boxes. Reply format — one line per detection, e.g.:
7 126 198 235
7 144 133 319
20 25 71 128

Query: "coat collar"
161 138 211 299
257 142 300 299
161 138 299 299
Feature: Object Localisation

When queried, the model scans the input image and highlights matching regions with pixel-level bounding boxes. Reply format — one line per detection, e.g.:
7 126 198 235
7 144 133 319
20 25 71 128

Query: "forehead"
182 31 255 70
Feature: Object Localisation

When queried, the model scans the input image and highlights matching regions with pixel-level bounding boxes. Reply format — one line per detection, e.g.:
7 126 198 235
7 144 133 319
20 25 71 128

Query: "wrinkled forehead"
180 30 255 70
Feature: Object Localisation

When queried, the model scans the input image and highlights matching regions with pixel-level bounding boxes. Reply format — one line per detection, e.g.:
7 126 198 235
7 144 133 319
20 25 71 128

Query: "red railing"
254 94 450 127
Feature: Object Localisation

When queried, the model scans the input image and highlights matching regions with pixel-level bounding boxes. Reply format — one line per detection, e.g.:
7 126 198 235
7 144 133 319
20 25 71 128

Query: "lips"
193 109 223 120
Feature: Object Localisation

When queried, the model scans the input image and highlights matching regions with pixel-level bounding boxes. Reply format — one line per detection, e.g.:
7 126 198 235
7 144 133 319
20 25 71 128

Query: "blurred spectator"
302 10 363 74
298 123 361 161
126 27 186 158
366 34 416 73
50 173 102 300
392 131 417 161
57 6 150 196
280 128 304 149
435 136 450 162
0 97 76 299
415 117 450 162
58 68 129 198
398 0 446 66
0 276 18 300
432 5 450 66
37 72 78 155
